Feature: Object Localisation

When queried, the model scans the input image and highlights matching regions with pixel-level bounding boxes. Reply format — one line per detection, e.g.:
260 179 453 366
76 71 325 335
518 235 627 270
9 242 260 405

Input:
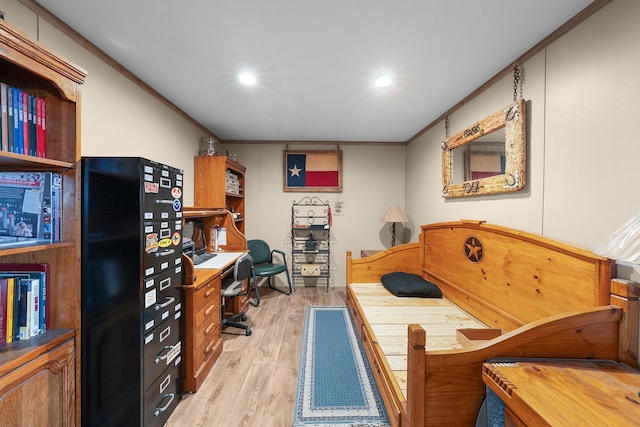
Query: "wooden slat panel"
349 282 488 401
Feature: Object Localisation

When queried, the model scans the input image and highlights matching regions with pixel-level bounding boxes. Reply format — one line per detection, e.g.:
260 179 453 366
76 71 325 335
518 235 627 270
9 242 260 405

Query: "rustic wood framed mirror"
441 98 526 198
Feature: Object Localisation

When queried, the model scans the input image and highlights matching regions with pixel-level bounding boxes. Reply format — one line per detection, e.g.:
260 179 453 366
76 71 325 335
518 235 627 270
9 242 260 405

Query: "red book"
40 98 46 158
36 97 42 157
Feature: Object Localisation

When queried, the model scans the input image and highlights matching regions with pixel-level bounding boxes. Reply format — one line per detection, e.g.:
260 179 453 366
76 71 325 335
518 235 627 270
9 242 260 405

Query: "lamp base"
391 222 396 247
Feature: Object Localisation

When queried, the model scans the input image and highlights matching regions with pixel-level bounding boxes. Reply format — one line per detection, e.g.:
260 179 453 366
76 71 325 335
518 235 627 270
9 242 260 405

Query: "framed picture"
283 150 343 193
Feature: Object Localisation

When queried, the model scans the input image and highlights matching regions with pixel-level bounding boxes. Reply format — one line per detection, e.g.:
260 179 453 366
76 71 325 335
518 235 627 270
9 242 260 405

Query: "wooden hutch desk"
181 208 248 392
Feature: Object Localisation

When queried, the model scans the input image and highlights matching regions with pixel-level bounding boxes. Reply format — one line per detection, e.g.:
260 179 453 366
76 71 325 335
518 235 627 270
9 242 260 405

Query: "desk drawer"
195 301 220 329
194 279 219 312
195 317 220 351
194 329 221 370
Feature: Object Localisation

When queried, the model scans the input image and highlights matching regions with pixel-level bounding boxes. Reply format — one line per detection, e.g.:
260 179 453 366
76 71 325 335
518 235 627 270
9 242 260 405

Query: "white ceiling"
36 0 594 143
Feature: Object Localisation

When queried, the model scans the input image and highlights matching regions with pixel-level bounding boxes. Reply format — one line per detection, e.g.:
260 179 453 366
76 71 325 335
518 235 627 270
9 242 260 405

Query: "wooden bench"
346 220 640 427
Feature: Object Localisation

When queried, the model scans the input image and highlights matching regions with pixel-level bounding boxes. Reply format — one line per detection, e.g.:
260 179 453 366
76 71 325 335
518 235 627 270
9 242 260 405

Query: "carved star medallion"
464 236 483 263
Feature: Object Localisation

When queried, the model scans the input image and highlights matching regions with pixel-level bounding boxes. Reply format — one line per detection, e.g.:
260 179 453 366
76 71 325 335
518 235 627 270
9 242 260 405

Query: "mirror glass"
442 99 526 198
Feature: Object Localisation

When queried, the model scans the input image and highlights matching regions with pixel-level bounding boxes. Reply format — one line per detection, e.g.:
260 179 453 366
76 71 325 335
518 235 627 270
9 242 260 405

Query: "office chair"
247 239 293 295
220 253 255 336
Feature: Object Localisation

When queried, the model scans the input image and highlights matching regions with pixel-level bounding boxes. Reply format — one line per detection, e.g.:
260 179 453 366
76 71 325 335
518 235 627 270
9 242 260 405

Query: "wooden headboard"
422 220 615 331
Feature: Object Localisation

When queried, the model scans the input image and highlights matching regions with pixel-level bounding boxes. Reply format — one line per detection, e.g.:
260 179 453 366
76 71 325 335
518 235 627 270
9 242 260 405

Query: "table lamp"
381 206 408 246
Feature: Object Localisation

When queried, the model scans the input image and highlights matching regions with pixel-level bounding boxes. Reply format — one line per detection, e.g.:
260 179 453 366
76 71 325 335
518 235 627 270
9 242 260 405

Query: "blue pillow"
381 272 442 298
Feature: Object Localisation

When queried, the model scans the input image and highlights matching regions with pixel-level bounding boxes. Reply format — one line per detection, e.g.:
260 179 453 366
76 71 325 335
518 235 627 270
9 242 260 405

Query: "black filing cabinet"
81 157 184 427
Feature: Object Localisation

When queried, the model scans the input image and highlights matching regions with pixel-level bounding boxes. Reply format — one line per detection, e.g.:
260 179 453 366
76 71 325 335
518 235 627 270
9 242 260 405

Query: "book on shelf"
0 263 49 343
0 277 7 346
4 277 14 343
52 173 62 242
0 83 46 158
10 86 17 153
0 171 61 247
37 96 46 158
0 82 7 152
17 278 39 339
14 87 23 155
6 84 13 153
28 93 36 157
22 90 28 156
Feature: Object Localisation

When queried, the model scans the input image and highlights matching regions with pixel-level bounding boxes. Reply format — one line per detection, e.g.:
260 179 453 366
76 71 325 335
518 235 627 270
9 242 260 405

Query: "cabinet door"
0 339 75 427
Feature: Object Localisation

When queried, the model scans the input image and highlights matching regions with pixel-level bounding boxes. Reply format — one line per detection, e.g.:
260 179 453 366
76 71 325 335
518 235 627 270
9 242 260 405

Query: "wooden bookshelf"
194 156 246 234
0 20 86 425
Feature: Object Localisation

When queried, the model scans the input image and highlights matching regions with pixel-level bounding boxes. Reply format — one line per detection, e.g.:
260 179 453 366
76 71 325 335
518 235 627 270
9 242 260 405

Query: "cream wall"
1 0 202 204
223 143 407 287
407 0 640 274
4 0 640 286
1 0 406 286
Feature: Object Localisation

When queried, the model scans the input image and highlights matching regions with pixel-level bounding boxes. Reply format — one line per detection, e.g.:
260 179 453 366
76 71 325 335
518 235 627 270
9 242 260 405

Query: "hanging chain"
445 114 450 139
513 62 523 101
441 114 450 151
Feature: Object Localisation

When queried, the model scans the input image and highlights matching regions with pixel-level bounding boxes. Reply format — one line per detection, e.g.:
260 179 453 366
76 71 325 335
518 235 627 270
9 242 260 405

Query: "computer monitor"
183 220 207 257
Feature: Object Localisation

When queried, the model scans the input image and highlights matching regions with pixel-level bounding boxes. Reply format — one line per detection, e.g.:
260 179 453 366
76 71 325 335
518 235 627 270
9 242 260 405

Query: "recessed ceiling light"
375 76 392 88
239 72 257 85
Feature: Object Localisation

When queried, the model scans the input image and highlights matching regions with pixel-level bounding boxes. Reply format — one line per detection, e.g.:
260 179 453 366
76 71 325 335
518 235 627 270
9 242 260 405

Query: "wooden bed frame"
346 220 640 427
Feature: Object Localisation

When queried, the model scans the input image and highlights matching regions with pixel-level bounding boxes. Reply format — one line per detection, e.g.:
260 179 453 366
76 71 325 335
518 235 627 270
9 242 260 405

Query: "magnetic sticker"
144 182 159 193
172 232 181 246
145 288 157 309
173 199 181 211
171 187 182 199
158 238 172 248
145 233 159 253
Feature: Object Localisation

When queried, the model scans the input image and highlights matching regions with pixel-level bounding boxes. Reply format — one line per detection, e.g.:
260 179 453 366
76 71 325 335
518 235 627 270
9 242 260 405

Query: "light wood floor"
166 285 346 427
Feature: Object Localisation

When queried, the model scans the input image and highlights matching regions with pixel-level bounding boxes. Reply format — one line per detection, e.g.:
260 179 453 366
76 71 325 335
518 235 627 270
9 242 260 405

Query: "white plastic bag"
594 212 640 263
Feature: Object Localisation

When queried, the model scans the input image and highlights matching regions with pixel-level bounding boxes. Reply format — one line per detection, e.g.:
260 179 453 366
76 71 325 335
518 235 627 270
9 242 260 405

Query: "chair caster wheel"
245 330 252 336
241 315 247 321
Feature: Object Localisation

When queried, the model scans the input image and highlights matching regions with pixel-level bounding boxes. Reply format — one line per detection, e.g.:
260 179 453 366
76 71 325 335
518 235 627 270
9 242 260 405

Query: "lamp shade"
381 206 408 223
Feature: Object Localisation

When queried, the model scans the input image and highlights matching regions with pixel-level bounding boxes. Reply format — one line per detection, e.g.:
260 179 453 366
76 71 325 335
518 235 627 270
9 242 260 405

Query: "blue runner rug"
294 306 390 427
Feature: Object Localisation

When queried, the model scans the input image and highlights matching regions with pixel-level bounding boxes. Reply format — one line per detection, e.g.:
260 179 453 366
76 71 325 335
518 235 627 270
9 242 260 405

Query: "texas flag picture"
284 150 342 192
